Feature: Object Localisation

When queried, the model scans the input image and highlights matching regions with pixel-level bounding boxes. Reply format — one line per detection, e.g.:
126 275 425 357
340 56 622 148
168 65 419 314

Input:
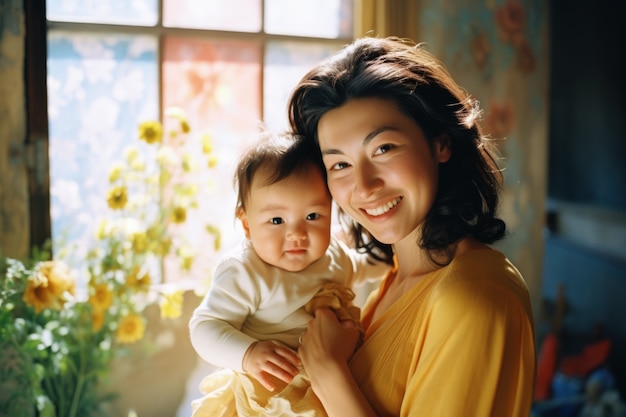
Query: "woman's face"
317 97 451 245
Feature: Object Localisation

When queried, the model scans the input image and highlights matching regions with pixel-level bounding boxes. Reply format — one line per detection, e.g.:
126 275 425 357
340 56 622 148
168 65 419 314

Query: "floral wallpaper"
416 0 549 310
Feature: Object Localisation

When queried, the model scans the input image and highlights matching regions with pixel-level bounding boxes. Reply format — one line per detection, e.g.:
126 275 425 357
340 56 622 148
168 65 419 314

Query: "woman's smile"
362 196 402 216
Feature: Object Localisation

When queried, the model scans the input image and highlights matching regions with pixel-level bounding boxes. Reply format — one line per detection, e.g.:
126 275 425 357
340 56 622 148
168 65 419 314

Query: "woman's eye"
270 217 284 225
306 213 321 221
374 144 393 155
329 161 350 171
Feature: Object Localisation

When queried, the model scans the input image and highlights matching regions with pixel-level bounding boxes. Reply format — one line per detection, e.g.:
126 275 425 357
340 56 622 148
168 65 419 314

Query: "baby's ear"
237 209 251 239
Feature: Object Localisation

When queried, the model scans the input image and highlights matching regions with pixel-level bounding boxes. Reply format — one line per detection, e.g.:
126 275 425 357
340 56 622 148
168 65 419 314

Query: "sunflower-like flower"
108 162 124 183
130 231 148 254
107 186 128 210
125 267 151 293
88 282 114 312
23 261 75 313
116 313 146 344
171 206 187 224
124 146 140 163
138 121 163 144
159 289 184 319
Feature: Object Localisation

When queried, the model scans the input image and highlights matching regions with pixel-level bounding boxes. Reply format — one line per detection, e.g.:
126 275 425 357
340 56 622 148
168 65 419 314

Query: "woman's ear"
237 208 251 239
435 134 452 163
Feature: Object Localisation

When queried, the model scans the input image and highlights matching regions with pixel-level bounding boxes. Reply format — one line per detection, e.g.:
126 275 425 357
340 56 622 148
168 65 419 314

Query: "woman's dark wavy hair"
288 36 506 266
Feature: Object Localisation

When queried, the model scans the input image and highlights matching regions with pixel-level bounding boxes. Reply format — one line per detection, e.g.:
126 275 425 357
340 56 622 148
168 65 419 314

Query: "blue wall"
544 0 626 396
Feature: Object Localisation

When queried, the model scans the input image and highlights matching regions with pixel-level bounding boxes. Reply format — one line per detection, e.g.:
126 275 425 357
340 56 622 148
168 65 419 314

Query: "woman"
288 36 536 417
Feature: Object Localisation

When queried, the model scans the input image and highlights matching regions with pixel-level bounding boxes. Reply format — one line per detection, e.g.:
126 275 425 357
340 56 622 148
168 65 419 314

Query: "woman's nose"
354 162 383 198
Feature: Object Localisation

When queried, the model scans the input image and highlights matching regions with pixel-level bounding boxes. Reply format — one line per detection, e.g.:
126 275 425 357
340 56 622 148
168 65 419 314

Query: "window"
46 0 353 283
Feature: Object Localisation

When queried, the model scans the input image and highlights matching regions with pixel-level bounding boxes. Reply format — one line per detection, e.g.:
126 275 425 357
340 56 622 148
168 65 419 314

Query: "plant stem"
68 346 86 417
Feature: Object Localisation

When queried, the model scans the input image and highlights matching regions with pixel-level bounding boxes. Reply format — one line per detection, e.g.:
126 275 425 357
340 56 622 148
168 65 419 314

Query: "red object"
559 339 612 378
535 333 559 400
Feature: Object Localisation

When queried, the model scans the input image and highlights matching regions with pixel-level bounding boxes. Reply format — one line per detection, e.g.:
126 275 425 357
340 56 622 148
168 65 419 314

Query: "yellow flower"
165 107 190 133
145 224 163 241
116 313 146 344
159 290 184 319
208 154 218 168
109 163 124 183
88 283 114 312
155 238 172 256
177 245 195 271
138 121 163 144
23 261 75 313
201 133 213 154
92 309 105 332
131 232 148 254
125 267 151 292
182 153 198 172
124 146 139 163
107 186 128 210
171 206 187 224
95 219 109 240
206 225 222 251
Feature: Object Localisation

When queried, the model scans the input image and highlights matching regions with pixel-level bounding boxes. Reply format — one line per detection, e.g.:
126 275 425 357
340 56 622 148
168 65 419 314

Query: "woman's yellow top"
350 248 536 417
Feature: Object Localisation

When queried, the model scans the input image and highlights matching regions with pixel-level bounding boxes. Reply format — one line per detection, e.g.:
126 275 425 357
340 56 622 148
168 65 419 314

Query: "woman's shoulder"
432 245 531 312
447 240 523 284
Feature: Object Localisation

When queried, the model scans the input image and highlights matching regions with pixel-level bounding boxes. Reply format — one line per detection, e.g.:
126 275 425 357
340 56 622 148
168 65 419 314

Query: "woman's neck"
393 234 438 281
393 235 487 282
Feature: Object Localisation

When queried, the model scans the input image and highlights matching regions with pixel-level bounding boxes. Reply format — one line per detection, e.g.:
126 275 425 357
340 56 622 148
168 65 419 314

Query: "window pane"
163 0 261 32
162 37 262 281
265 0 353 38
48 31 159 273
47 0 158 26
264 41 343 131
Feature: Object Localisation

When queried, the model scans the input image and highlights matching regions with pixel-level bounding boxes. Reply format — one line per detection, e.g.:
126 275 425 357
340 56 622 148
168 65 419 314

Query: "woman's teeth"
365 197 401 216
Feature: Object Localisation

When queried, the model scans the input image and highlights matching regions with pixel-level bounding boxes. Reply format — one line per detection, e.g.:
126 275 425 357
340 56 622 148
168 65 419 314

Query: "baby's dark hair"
288 36 506 266
234 131 327 217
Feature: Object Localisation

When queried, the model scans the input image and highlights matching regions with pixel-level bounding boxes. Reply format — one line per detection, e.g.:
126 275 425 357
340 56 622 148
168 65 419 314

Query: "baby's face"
240 167 332 272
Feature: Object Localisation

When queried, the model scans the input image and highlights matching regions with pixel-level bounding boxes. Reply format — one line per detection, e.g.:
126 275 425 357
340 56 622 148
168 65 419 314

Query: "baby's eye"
374 144 393 155
306 213 321 221
269 217 284 225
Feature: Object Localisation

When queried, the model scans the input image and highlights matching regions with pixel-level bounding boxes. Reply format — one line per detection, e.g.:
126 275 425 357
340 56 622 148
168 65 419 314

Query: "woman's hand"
242 340 302 391
299 309 377 417
299 308 361 381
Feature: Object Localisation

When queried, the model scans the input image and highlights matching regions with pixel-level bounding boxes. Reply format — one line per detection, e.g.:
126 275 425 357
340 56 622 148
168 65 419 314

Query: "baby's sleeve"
188 258 259 372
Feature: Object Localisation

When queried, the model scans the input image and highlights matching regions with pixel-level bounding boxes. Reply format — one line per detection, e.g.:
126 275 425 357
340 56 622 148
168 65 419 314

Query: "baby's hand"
242 340 301 391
